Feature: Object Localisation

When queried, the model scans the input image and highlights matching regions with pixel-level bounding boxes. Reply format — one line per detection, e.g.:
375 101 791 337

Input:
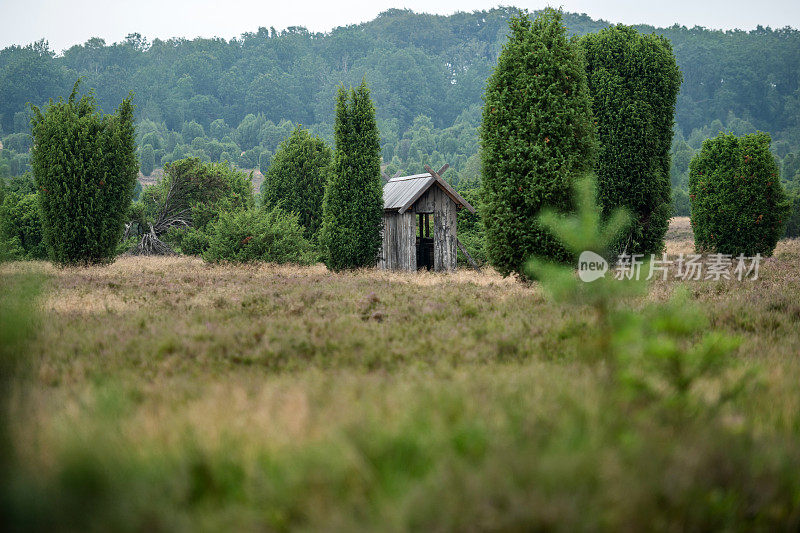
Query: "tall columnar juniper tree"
689 132 789 256
31 83 138 265
263 125 332 239
480 8 598 277
582 25 682 257
320 81 383 270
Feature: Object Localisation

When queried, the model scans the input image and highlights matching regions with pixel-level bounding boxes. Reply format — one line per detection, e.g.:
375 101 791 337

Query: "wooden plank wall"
414 188 435 214
432 187 458 271
378 214 388 269
379 211 417 271
381 183 459 272
398 211 417 271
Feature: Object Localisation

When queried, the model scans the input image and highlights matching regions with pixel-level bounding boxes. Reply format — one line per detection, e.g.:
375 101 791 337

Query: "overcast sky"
2 0 799 52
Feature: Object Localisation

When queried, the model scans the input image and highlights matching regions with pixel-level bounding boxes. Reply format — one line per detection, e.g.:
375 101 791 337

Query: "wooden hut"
379 164 477 272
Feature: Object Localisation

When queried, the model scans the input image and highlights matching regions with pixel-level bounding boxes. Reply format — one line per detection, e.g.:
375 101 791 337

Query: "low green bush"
177 227 210 256
455 185 486 265
127 158 255 255
2 173 36 196
786 192 800 238
0 192 46 260
689 132 790 256
672 187 690 216
203 207 312 264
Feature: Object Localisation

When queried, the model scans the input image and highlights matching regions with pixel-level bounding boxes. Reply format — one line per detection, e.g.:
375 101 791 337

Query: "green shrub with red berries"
480 8 597 276
688 132 789 256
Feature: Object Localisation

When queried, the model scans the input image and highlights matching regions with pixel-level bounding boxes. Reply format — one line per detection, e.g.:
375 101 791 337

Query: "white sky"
2 0 799 52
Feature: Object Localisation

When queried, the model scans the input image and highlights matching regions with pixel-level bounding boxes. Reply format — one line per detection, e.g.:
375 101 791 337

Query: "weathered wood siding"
414 188 435 214
381 183 458 272
378 215 387 269
379 211 416 271
432 186 457 271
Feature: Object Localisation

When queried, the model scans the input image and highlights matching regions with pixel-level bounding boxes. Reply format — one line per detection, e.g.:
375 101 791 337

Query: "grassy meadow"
2 217 800 531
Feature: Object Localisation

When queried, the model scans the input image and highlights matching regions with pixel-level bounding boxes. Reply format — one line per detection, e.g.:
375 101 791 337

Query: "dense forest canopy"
1 7 799 189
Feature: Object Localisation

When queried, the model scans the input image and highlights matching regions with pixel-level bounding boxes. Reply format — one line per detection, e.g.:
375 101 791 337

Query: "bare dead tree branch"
128 169 195 256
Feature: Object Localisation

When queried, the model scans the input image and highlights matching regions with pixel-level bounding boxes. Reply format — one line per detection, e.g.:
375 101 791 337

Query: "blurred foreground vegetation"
2 216 800 529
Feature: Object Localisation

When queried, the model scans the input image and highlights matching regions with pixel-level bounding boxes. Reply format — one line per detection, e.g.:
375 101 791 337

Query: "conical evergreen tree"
263 125 332 239
582 25 682 256
480 8 597 277
140 144 155 176
30 82 139 265
320 81 383 270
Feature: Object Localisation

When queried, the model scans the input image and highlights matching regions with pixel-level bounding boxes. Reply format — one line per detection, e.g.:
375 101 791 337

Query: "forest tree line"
1 8 799 182
1 6 800 255
1 6 796 266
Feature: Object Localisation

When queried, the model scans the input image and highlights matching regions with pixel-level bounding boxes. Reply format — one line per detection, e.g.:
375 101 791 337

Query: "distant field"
664 215 694 254
3 217 800 530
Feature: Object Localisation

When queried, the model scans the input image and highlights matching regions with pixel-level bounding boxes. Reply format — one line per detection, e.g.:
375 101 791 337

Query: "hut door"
416 213 434 270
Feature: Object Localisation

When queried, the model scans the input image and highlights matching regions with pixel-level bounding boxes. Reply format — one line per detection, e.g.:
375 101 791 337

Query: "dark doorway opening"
416 213 433 270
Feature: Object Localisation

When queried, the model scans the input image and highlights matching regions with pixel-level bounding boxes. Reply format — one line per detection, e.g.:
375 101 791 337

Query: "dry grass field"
2 216 800 531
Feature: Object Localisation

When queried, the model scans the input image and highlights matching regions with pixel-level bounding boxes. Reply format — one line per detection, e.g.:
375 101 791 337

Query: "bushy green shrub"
2 172 36 196
133 158 254 254
0 191 46 260
258 150 272 175
320 82 383 270
30 83 138 265
140 144 155 176
263 126 331 239
0 235 23 262
782 152 800 183
132 181 142 201
582 25 682 256
785 192 800 238
455 185 486 265
672 187 690 217
689 132 789 256
480 8 597 276
203 207 312 264
175 227 210 255
181 121 205 143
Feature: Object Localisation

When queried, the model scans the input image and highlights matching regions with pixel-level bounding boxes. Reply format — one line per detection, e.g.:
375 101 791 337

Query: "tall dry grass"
2 217 800 530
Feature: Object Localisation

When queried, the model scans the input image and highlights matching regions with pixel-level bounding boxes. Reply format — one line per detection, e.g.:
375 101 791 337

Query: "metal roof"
382 172 477 214
383 174 435 211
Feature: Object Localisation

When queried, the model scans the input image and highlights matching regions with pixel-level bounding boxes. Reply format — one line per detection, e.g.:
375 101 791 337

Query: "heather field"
2 217 800 531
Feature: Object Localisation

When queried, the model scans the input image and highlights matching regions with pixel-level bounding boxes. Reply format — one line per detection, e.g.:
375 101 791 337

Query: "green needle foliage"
262 126 332 239
30 82 138 265
481 8 598 277
785 192 800 238
582 25 682 256
526 174 748 420
0 192 46 260
689 132 790 256
140 144 155 176
526 174 640 360
203 207 313 264
321 81 383 270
